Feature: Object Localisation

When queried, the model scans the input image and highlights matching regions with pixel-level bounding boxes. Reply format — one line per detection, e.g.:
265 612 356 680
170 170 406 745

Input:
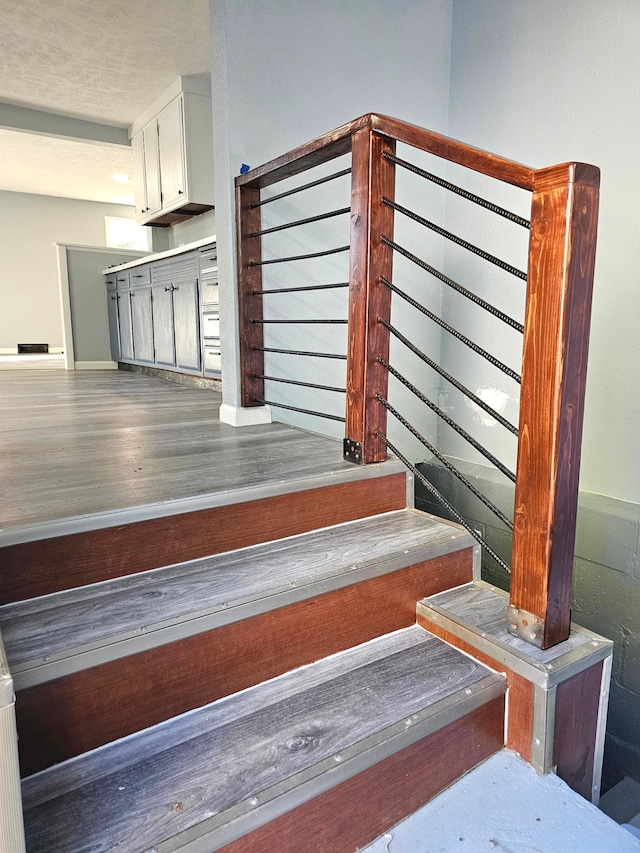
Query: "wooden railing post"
344 128 396 464
509 163 600 649
236 183 265 408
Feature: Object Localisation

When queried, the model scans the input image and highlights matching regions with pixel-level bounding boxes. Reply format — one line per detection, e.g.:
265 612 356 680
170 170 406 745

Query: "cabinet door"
157 97 186 210
172 277 201 372
143 121 162 217
117 292 134 361
151 284 176 367
107 291 121 360
131 132 148 219
130 286 155 364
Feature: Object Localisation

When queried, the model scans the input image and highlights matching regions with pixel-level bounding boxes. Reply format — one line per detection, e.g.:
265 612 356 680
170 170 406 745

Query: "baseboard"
74 361 118 370
220 403 272 427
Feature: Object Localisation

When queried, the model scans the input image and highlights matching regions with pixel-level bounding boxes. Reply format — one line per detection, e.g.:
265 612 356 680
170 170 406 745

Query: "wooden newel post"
236 183 265 408
509 162 600 649
344 128 396 464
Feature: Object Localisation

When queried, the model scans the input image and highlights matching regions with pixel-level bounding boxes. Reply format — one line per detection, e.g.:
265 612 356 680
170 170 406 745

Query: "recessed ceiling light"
111 173 130 184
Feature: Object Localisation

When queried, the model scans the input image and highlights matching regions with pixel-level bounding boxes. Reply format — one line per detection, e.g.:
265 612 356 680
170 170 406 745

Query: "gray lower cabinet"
130 285 155 364
173 277 201 372
199 246 220 377
106 242 216 377
106 276 121 360
115 274 134 362
151 283 176 367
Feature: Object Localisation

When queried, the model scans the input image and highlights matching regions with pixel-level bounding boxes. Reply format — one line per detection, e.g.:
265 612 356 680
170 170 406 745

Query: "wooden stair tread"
1 510 471 687
422 581 607 664
22 625 505 853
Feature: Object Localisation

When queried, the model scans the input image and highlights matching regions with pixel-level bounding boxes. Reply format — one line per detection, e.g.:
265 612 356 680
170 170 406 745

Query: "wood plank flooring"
0 369 392 531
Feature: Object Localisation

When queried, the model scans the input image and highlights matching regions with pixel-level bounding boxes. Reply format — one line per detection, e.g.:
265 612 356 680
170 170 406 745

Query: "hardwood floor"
0 369 382 531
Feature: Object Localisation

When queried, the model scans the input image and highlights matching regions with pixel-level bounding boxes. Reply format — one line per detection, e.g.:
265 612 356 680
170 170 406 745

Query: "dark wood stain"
345 128 395 463
236 184 265 407
554 661 603 799
16 547 472 775
2 473 406 603
416 612 533 762
235 113 534 192
511 163 600 648
220 696 505 853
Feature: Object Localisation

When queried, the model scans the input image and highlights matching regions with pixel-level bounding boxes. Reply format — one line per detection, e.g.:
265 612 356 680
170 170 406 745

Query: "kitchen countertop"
103 236 216 275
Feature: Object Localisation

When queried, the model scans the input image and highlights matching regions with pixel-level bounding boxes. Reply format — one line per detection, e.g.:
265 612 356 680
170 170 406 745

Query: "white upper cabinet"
132 121 162 219
157 97 185 211
130 76 215 227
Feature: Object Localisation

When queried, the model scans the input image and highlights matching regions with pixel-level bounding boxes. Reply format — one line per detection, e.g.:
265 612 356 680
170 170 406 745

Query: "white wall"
211 0 454 439
0 191 138 352
448 0 640 504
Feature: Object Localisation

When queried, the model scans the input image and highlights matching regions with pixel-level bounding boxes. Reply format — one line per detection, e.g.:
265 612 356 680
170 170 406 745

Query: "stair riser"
1 473 407 604
218 697 505 853
417 603 610 801
16 548 473 776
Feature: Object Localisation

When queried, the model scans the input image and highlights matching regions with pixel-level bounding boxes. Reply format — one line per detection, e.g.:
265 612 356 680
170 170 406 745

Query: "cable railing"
236 113 600 650
237 162 351 426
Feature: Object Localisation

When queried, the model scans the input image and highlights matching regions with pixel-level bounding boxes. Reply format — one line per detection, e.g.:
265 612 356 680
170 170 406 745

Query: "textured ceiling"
0 130 135 204
0 0 210 203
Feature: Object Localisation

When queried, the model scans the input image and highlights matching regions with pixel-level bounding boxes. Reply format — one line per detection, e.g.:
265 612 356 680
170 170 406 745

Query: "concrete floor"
362 750 640 852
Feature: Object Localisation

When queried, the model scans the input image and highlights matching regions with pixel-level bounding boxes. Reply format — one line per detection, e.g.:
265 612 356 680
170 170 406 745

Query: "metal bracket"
343 439 363 464
507 604 544 648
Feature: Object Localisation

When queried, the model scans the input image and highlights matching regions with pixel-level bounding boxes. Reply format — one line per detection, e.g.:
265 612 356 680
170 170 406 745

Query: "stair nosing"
0 459 407 546
149 674 505 853
22 625 505 853
7 512 474 690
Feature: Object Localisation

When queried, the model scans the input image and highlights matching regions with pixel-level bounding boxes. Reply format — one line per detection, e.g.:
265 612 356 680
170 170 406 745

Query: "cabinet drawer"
202 314 220 339
129 266 152 285
198 246 217 268
106 274 117 291
115 273 130 290
203 345 221 372
201 279 219 306
153 254 198 285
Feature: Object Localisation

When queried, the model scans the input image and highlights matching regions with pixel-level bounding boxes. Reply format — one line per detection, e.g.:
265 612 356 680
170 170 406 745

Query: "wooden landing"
0 370 412 604
418 580 613 800
21 626 505 853
0 369 400 534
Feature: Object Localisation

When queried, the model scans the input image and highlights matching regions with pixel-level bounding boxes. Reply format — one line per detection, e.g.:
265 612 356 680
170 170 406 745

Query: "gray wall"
211 0 454 440
444 0 640 786
65 247 148 364
0 191 139 352
168 209 216 249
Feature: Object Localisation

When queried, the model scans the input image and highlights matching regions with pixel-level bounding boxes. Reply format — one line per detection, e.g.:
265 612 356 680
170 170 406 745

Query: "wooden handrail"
235 115 600 649
236 113 534 191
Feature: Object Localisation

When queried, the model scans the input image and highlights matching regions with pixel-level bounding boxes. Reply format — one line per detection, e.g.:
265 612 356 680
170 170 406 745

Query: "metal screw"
250 797 259 806
335 754 342 763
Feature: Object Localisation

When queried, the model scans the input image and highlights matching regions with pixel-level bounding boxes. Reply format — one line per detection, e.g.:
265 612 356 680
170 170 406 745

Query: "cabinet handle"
110 295 116 300
164 286 171 292
133 274 144 279
172 285 179 291
178 190 184 195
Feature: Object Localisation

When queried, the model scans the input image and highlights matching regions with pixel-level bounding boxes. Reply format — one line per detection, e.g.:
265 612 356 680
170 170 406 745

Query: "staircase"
1 463 509 851
0 112 608 850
